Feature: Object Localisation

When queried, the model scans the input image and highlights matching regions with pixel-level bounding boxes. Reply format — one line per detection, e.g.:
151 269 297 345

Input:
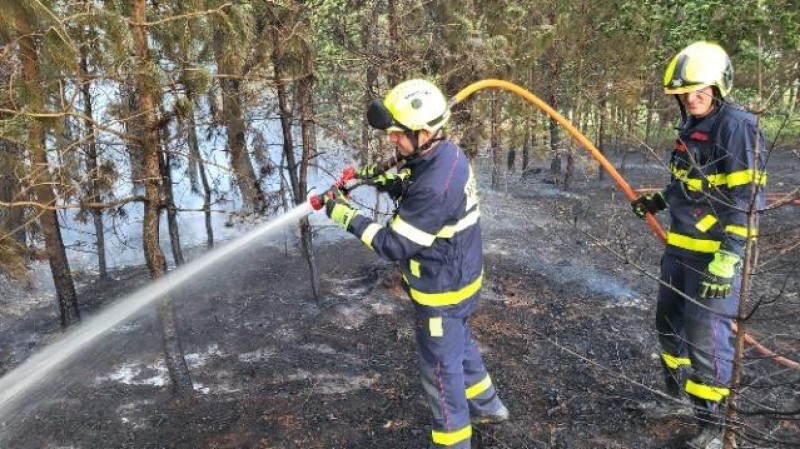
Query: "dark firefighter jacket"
346 140 482 318
663 102 767 260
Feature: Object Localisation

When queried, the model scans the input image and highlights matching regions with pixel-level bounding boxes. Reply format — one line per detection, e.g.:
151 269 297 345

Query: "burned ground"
0 151 798 449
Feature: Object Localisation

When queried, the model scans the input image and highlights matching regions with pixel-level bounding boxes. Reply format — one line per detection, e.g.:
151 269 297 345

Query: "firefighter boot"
685 427 729 449
685 398 736 449
471 403 510 426
663 363 685 397
639 365 693 419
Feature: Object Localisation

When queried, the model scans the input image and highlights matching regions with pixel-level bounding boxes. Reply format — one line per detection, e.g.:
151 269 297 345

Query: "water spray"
0 203 313 425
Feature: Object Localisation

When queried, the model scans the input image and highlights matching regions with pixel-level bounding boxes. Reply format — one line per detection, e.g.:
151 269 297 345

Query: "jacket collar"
685 102 725 134
406 140 451 169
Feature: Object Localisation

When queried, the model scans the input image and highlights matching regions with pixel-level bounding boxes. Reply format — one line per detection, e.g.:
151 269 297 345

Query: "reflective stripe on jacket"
663 103 767 259
348 140 482 317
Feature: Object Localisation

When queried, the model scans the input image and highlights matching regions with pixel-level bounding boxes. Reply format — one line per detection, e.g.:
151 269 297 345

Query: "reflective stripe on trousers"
655 253 739 405
416 315 504 449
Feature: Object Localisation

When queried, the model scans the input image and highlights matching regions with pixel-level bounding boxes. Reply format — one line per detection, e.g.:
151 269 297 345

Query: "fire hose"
309 78 798 371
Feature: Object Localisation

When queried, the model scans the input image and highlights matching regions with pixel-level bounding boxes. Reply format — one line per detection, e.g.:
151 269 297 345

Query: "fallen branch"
733 322 800 371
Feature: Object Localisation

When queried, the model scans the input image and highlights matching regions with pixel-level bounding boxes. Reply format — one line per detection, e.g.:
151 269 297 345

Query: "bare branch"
0 196 144 211
126 3 234 27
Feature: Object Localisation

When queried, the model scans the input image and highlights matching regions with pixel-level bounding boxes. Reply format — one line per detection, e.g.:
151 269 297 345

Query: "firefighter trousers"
656 253 740 411
415 315 505 449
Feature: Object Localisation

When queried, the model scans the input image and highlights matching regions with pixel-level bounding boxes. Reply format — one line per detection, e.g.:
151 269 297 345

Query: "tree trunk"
159 150 185 266
123 82 146 192
615 105 624 157
522 128 530 172
17 13 80 329
272 21 301 203
522 116 532 172
363 0 383 218
598 92 607 181
507 118 516 172
132 0 193 396
564 150 575 190
723 206 760 449
490 92 501 188
212 26 265 215
724 103 767 448
460 101 479 160
627 108 636 162
156 294 193 396
387 0 401 85
360 0 380 163
156 105 184 267
186 93 214 249
217 76 264 214
297 25 321 301
522 67 536 172
272 7 322 302
565 6 588 191
546 40 561 174
549 120 561 173
79 46 108 279
0 139 27 248
644 86 655 150
564 112 581 191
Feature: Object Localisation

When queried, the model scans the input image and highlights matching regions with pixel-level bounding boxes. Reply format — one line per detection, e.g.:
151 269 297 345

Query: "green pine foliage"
0 0 797 274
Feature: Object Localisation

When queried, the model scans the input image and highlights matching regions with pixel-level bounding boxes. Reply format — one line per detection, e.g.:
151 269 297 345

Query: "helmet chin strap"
673 89 727 129
674 96 688 130
405 129 445 161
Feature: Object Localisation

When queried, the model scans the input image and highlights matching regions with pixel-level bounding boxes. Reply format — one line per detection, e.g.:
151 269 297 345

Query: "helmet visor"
664 53 724 95
367 99 403 131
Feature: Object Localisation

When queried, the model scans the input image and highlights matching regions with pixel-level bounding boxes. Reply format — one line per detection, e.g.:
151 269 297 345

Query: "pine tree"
13 2 80 328
130 0 193 396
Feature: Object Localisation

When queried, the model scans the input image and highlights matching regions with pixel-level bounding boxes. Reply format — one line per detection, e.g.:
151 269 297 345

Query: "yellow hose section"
451 79 667 242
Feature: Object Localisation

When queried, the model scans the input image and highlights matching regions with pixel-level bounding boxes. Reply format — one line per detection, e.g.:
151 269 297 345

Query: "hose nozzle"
309 155 403 211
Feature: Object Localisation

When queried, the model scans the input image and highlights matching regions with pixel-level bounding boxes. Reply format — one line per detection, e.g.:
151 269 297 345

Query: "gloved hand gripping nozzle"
308 155 402 211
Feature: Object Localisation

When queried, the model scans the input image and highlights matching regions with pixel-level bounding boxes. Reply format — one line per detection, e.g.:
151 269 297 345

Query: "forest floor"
0 149 798 449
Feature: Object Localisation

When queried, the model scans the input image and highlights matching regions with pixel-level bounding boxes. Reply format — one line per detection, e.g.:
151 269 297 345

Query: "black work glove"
631 191 667 219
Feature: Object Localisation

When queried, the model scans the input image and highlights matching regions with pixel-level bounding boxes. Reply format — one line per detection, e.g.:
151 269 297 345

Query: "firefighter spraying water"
314 79 510 449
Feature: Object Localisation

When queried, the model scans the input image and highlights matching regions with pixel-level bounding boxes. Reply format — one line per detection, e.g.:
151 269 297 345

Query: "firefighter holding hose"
320 79 508 449
631 41 767 449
